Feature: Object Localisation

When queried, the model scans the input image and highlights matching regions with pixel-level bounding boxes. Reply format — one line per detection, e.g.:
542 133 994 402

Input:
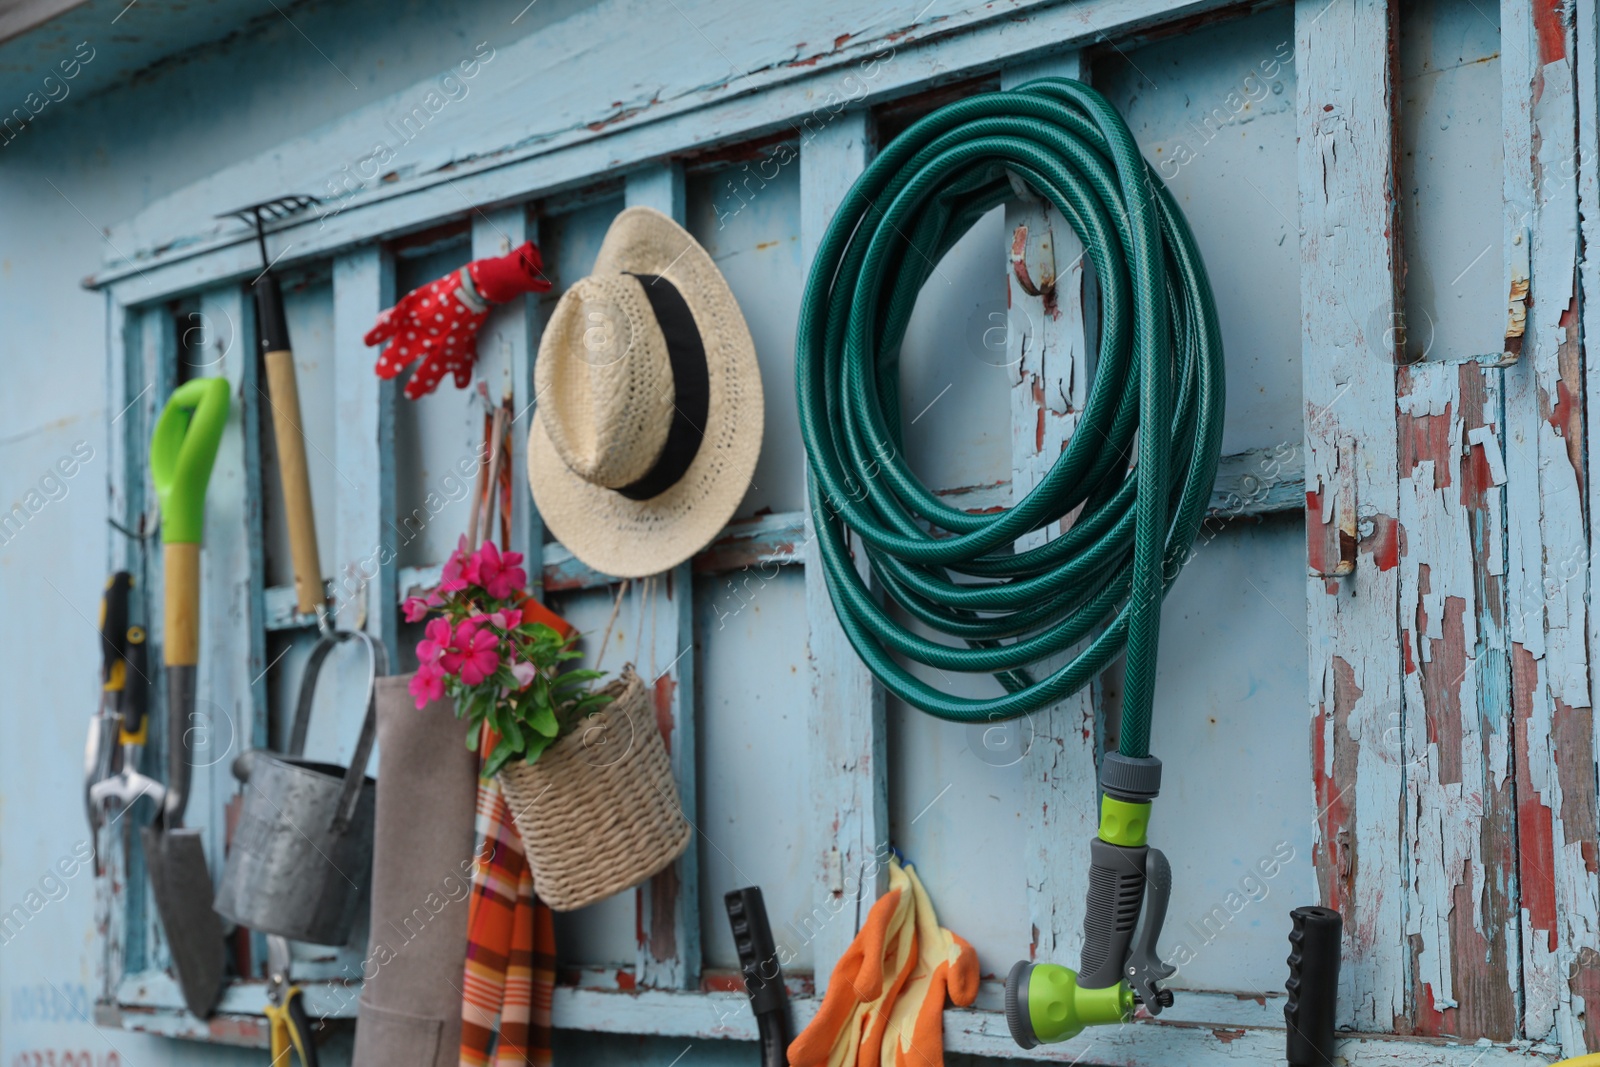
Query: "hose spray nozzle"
1005 754 1175 1048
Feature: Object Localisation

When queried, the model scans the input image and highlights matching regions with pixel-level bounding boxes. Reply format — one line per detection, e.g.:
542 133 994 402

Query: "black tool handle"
100 572 132 689
1285 905 1342 1066
254 272 291 354
124 627 149 737
287 988 320 1067
725 887 790 1067
1078 837 1147 989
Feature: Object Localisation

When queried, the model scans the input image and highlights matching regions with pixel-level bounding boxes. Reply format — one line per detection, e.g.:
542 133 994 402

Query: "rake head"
218 195 322 268
216 194 321 227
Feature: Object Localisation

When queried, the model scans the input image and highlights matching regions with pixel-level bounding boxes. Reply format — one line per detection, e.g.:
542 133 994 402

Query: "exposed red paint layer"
1534 0 1567 64
649 860 680 964
1552 698 1599 875
616 968 637 991
702 972 745 994
653 673 677 753
1212 1028 1246 1044
1367 514 1400 571
1399 404 1454 487
1511 643 1558 952
1312 658 1359 916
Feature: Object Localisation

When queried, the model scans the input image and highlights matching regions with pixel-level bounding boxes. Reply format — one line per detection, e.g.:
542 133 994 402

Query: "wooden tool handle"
263 348 325 616
163 542 201 667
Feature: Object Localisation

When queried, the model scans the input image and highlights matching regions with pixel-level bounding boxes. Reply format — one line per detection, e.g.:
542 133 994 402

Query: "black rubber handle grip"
99 571 132 687
725 887 787 1016
1078 837 1147 989
1285 905 1341 1066
254 272 291 354
124 628 148 736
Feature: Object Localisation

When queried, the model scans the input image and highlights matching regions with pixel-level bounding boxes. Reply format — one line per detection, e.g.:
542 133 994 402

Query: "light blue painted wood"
191 283 264 912
625 163 703 992
332 247 399 667
92 0 1248 305
1001 50 1101 969
138 305 178 981
797 107 888 993
470 205 544 580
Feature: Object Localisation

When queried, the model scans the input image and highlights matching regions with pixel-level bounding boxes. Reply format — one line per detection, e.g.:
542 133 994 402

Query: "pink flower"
486 606 523 631
409 661 445 709
439 535 473 593
509 660 536 688
403 595 440 623
464 541 527 600
441 618 500 686
416 617 453 665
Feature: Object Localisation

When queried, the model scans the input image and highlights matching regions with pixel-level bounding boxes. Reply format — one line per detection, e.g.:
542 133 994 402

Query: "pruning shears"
86 572 161 863
266 935 319 1067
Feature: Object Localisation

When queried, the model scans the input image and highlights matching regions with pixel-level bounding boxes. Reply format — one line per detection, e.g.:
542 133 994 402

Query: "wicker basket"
496 665 690 911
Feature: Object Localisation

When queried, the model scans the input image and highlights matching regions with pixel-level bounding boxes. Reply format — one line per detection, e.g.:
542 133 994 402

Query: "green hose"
796 78 1225 759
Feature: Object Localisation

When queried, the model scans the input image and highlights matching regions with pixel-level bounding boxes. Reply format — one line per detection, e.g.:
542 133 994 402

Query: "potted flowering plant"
405 537 611 777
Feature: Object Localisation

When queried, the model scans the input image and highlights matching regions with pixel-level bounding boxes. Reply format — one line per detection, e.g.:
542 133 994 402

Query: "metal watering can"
213 629 387 945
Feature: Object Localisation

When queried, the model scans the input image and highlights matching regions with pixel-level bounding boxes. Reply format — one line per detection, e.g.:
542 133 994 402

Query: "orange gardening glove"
788 860 918 1067
879 862 979 1067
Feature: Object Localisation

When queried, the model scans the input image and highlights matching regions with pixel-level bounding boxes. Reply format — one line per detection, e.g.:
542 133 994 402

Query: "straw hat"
527 206 764 578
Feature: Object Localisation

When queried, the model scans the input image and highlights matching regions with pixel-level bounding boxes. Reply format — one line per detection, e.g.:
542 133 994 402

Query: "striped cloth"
460 724 556 1067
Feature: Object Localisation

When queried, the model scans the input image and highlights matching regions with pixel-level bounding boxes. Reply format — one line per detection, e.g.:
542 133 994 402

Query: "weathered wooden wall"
0 0 1594 1064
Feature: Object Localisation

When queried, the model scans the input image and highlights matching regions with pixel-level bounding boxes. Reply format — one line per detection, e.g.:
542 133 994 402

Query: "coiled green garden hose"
796 77 1225 762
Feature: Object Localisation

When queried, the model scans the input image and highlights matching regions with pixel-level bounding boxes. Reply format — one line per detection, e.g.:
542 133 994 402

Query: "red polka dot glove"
366 241 553 400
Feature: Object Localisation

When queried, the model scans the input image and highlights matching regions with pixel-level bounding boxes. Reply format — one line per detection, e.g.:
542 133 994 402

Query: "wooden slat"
546 985 1550 1065
193 284 267 894
1579 0 1600 1050
1295 0 1406 1031
624 163 702 991
332 247 399 677
1395 361 1518 1039
94 0 1251 304
265 449 1307 629
470 205 544 582
96 292 137 1005
798 107 887 990
136 306 178 983
1001 51 1102 969
1499 0 1597 1051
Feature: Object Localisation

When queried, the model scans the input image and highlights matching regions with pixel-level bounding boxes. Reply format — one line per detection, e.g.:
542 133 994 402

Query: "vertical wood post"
1295 0 1406 1030
625 163 702 991
1500 0 1598 1049
1000 52 1103 967
472 206 545 584
798 109 889 991
332 248 399 698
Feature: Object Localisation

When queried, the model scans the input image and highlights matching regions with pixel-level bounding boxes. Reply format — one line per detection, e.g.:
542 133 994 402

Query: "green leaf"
529 703 559 737
484 737 517 778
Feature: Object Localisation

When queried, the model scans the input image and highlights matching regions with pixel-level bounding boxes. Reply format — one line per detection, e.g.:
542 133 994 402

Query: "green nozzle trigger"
150 377 231 545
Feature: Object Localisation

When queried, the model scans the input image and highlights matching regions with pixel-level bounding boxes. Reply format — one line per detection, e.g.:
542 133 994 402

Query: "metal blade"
141 824 227 1018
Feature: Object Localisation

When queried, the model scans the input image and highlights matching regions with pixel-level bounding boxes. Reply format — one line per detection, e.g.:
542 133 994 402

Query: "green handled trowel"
144 376 230 1018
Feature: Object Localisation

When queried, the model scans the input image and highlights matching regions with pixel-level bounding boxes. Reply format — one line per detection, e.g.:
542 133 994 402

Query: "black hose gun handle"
725 887 790 1067
1285 905 1342 1066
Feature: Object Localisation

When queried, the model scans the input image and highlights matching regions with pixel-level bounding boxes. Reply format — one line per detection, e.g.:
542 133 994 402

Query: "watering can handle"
287 629 388 834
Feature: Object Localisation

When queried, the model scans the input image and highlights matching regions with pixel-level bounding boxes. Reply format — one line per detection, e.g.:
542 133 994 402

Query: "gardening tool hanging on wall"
213 196 384 945
144 376 232 1019
85 572 158 867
